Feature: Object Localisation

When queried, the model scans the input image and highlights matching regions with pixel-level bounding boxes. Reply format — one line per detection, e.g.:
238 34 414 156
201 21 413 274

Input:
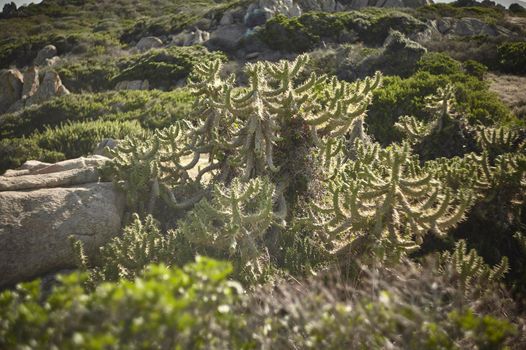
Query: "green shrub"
120 12 198 44
497 41 526 74
463 59 488 80
56 58 120 92
509 3 526 14
366 53 515 145
0 32 121 69
113 45 226 90
0 137 64 173
417 3 506 21
55 45 225 92
0 120 144 174
246 259 518 349
259 8 427 53
85 214 187 283
416 52 462 76
0 89 194 139
36 119 144 159
0 258 246 350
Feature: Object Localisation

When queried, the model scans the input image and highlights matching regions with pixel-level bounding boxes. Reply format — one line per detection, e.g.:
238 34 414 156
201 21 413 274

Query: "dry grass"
487 73 526 120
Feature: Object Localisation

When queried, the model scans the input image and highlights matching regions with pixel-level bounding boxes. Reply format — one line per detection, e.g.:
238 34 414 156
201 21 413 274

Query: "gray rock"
21 66 39 99
380 0 404 7
27 70 69 104
20 160 52 171
246 52 261 59
43 56 61 67
298 0 339 11
34 44 57 66
171 29 210 47
94 138 120 156
260 0 302 17
244 7 273 27
347 0 369 8
0 167 101 192
437 17 503 37
30 156 109 175
0 69 23 114
115 79 150 91
0 182 125 287
207 24 246 51
194 18 213 31
8 70 70 113
220 9 236 25
136 36 163 52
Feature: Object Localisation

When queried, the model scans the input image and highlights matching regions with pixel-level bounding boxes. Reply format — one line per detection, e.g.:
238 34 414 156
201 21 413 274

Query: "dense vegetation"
1 0 525 348
0 89 194 172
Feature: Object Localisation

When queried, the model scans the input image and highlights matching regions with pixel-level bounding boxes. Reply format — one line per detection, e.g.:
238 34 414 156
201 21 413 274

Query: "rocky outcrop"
1 156 109 184
0 155 124 288
0 69 23 114
21 66 39 99
434 17 512 37
298 0 343 11
207 24 246 51
0 183 125 288
115 79 150 91
171 29 210 46
136 36 163 51
7 70 70 113
241 0 431 27
342 0 431 8
34 44 57 66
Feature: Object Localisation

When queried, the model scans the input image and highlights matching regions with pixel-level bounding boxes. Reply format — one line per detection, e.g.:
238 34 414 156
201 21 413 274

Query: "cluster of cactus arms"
311 141 473 261
71 214 181 284
437 240 509 295
178 178 281 275
477 126 523 159
395 84 460 143
394 115 429 143
184 55 381 183
108 55 526 272
307 72 381 140
106 123 204 214
424 84 458 131
469 152 526 191
105 132 161 214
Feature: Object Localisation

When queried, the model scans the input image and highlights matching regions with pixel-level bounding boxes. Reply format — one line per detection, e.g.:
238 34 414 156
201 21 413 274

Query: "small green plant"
0 258 245 349
88 214 182 282
497 41 526 74
179 177 280 281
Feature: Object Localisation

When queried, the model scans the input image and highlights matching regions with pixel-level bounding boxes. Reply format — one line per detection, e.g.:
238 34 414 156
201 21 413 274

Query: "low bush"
36 119 144 159
497 41 526 74
0 119 144 173
366 53 515 145
416 3 506 21
0 256 520 349
463 59 488 79
258 8 427 53
119 12 198 44
113 45 226 90
55 45 225 92
56 57 120 92
0 89 194 139
0 32 121 69
0 258 246 350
